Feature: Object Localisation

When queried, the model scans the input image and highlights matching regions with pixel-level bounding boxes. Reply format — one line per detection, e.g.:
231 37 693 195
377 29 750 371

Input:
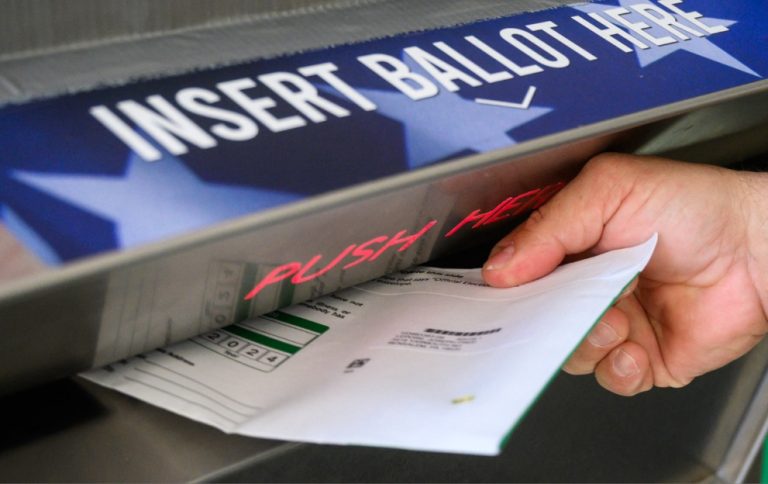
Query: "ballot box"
1 0 768 481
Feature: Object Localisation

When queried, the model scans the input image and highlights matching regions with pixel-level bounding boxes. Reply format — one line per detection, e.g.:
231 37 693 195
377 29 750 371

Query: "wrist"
738 170 768 320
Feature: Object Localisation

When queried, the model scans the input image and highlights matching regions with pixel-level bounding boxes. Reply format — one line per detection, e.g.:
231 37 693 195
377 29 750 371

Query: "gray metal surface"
0 378 298 482
0 0 573 105
0 0 374 59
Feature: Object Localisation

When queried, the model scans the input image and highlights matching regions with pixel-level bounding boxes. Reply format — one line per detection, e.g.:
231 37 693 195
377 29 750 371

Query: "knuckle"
519 208 550 240
586 152 624 170
583 152 633 182
526 208 546 226
582 153 612 176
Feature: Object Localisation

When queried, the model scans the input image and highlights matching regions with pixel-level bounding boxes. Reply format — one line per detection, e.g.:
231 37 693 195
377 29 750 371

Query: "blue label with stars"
0 0 765 264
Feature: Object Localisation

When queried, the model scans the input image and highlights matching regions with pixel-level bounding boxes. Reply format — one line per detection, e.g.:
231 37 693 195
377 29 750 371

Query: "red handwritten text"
244 219 438 300
244 181 564 300
444 181 564 237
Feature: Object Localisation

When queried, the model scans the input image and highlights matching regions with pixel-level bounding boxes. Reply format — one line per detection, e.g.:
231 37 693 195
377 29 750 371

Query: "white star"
574 2 758 76
354 85 551 169
11 152 299 249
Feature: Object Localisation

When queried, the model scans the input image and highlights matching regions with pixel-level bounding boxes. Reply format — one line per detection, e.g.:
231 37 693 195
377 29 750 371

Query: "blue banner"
1 0 765 264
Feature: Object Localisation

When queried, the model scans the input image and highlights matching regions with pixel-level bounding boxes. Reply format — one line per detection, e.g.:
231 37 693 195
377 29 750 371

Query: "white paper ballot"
83 236 657 455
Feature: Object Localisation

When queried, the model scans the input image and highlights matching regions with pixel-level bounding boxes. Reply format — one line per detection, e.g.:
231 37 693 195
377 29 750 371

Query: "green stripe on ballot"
226 325 301 354
269 311 329 334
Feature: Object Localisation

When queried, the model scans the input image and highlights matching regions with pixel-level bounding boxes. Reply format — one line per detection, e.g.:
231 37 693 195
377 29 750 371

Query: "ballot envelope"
1 0 768 480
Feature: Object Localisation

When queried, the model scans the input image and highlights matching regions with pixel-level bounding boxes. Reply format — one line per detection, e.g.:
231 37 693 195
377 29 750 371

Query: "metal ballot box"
1 0 768 481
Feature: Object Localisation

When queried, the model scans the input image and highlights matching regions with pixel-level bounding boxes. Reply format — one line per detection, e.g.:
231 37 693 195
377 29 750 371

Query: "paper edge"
495 234 658 452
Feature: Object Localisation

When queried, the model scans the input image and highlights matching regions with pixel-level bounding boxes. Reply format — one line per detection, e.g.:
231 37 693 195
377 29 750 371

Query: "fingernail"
587 321 619 348
613 349 640 377
483 244 515 271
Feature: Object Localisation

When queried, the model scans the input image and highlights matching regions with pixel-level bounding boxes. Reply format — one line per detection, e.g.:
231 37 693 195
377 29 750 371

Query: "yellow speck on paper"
451 395 475 405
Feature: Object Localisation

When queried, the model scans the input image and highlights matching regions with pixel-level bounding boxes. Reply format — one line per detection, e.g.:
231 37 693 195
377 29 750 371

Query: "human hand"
482 153 768 396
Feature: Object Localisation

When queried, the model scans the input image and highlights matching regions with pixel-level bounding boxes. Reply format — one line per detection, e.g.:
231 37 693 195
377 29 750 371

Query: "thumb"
481 155 632 287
